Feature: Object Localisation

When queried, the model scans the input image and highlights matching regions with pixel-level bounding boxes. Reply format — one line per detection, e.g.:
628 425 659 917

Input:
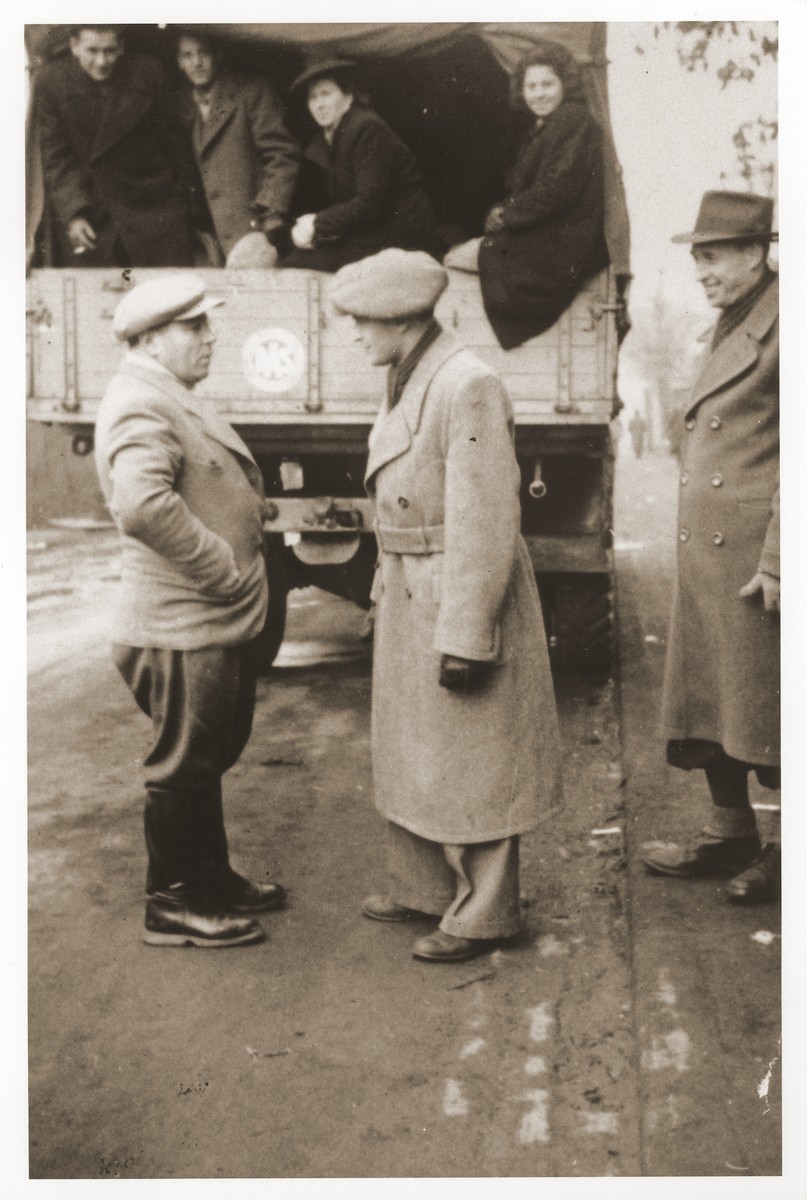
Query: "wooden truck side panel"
27 267 619 428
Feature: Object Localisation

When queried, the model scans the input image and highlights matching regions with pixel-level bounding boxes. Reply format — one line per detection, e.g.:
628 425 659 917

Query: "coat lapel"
688 276 779 413
196 76 237 156
119 356 260 471
365 331 464 488
90 62 153 162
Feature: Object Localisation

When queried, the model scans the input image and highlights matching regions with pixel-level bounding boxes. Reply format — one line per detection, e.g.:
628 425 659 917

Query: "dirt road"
26 446 781 1180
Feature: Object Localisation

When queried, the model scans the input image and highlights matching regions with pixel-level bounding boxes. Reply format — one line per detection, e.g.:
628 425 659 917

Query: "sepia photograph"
12 3 803 1192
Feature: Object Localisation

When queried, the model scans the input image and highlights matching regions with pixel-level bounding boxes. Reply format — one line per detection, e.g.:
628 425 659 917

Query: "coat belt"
375 523 445 554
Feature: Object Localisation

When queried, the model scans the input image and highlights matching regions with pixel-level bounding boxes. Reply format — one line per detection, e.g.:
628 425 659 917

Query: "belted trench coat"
365 330 563 844
660 276 780 767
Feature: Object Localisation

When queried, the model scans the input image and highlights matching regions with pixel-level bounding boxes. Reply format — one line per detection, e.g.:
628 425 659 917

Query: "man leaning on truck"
174 30 300 268
95 274 285 947
36 25 198 267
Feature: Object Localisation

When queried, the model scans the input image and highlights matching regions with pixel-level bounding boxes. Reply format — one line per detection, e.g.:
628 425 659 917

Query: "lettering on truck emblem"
242 327 306 394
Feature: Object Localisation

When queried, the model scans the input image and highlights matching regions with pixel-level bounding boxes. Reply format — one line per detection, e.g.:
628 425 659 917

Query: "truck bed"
27 266 619 430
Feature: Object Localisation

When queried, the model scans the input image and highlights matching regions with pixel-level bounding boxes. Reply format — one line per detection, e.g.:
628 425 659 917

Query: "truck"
25 21 631 672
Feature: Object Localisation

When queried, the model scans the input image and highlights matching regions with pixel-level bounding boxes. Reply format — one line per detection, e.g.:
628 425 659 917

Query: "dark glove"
439 654 489 692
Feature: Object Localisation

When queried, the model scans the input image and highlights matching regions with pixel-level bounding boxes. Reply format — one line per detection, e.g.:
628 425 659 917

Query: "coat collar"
688 275 778 413
119 353 259 468
78 57 156 163
365 329 464 487
193 71 239 155
304 102 360 169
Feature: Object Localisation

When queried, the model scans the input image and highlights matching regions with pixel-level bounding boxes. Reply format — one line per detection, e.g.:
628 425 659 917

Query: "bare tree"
634 22 778 195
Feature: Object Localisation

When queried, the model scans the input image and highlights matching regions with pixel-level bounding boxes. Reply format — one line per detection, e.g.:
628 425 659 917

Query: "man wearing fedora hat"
95 274 286 947
642 191 780 903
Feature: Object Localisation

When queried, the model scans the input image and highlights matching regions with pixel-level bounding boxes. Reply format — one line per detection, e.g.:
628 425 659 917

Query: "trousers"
385 821 523 939
112 640 259 894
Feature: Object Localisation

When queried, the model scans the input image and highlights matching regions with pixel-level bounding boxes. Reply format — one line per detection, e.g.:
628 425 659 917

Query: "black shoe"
642 832 761 878
208 868 287 914
726 843 781 904
144 895 265 948
362 894 433 922
411 929 493 963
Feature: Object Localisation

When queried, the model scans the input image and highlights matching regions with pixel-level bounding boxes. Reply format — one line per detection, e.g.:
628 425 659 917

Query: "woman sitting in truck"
280 58 440 272
445 41 608 350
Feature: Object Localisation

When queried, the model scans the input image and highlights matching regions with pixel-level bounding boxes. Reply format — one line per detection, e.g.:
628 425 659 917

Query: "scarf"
712 267 775 349
387 320 442 410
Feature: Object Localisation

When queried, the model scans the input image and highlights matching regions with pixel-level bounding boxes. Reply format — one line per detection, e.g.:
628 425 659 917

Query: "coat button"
711 474 723 488
712 532 725 547
685 419 696 431
679 529 690 543
709 416 722 431
397 496 409 509
680 472 689 485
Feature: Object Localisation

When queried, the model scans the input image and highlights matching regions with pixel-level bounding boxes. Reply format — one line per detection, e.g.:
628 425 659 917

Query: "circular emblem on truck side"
242 327 306 393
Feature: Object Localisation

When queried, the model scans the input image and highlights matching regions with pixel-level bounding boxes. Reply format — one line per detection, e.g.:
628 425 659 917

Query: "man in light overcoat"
175 32 299 268
643 191 780 903
329 250 563 963
95 274 285 947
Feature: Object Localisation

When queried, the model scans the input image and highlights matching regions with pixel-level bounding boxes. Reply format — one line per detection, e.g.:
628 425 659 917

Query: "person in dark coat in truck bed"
36 25 198 267
174 31 300 268
447 40 608 350
281 58 440 272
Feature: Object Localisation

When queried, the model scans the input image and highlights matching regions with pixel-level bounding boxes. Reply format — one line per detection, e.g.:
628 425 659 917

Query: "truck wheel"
547 574 614 675
254 582 288 674
254 535 291 673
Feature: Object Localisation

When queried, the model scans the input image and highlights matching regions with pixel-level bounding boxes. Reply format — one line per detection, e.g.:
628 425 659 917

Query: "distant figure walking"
628 410 648 459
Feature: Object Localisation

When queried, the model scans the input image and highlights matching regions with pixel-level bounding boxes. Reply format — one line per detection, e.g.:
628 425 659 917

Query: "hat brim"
290 58 359 94
672 230 778 245
174 295 225 321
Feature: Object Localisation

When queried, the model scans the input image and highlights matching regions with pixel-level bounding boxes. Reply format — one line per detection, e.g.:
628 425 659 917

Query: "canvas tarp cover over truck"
25 22 629 275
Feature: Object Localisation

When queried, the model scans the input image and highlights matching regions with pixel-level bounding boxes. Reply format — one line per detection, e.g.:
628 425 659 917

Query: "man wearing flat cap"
95 275 285 947
642 191 781 903
330 249 562 963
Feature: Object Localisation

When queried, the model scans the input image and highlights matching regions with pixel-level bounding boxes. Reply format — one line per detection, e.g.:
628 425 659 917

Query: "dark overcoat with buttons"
176 70 300 257
365 330 563 843
283 103 439 271
36 53 197 266
660 276 779 766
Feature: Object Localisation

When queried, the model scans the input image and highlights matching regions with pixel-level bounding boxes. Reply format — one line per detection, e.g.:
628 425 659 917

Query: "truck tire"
254 535 291 673
547 574 614 676
254 582 288 674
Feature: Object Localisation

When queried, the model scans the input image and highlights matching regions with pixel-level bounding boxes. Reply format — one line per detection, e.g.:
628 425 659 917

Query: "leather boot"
144 887 264 948
206 866 287 914
144 786 231 895
726 843 781 903
144 789 196 895
641 832 761 878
